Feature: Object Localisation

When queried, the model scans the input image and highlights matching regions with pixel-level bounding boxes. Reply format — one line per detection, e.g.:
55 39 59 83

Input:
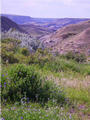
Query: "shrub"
38 80 66 104
20 48 30 56
1 38 21 46
1 38 21 53
1 64 66 105
44 58 83 73
1 51 19 64
1 38 21 64
2 64 43 102
74 53 86 63
65 51 86 63
28 54 38 64
45 60 64 72
28 49 53 67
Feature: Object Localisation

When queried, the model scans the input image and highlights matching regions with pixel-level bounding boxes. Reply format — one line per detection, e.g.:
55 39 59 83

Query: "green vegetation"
2 103 78 120
1 38 90 120
20 48 30 56
65 51 86 63
1 38 21 64
2 64 66 105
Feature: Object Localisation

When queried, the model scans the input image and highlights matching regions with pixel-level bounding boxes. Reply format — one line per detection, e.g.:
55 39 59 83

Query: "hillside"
20 24 54 38
1 16 25 33
1 15 54 38
1 16 51 38
1 15 90 55
40 18 90 31
2 14 90 30
2 14 90 39
40 20 90 56
1 14 90 120
2 14 32 24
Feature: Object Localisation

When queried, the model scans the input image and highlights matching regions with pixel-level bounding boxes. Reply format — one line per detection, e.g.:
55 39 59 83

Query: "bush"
39 80 66 104
65 51 86 63
1 64 43 102
28 49 53 68
1 38 21 53
1 64 66 105
1 51 19 64
20 48 30 56
1 38 21 64
44 58 83 73
28 54 38 64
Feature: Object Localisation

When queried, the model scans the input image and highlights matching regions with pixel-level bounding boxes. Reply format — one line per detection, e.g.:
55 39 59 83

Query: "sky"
1 0 90 18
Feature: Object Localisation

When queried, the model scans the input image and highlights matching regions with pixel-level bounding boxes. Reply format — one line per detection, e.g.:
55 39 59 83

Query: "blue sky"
1 0 90 18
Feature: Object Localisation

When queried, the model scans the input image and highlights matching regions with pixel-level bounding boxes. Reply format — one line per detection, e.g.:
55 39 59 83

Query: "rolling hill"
2 14 90 39
1 14 90 55
1 16 25 33
1 15 55 38
20 24 54 38
1 14 32 24
2 14 90 30
40 20 90 56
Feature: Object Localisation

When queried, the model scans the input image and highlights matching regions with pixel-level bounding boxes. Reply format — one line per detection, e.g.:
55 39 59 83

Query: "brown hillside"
20 24 53 38
40 20 90 56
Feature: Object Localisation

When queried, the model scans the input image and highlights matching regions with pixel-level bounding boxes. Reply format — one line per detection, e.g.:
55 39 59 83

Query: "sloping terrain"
40 18 90 31
1 16 44 51
1 29 44 52
21 18 90 38
2 14 90 30
20 24 54 38
1 15 90 55
2 14 90 39
2 14 55 25
1 16 25 33
1 14 32 24
1 16 52 38
40 20 90 56
1 15 54 38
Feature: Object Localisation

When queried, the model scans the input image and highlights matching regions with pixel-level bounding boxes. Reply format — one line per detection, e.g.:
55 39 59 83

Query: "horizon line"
1 13 90 19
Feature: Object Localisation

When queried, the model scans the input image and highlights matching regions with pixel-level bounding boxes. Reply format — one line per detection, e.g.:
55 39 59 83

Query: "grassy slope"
2 61 90 120
1 39 90 120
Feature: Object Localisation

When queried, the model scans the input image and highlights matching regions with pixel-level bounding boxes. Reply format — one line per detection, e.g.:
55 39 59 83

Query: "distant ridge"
1 14 32 24
2 14 90 27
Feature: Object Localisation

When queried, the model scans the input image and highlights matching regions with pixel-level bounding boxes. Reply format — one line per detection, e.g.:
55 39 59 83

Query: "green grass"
66 88 90 105
2 103 79 120
1 43 90 120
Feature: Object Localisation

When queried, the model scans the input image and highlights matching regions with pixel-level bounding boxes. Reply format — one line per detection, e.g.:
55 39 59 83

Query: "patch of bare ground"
45 73 90 89
61 76 90 89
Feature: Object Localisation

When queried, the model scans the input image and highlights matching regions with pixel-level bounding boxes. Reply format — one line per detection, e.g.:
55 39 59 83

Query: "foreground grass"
66 88 90 105
1 53 90 120
2 103 79 120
